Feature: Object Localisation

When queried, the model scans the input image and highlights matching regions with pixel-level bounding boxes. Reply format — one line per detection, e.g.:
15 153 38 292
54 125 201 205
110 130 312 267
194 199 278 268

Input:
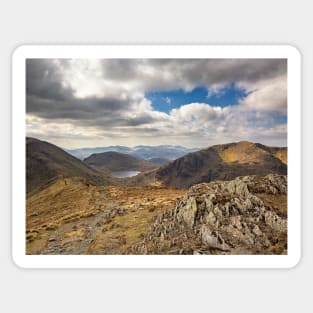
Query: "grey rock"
131 174 287 255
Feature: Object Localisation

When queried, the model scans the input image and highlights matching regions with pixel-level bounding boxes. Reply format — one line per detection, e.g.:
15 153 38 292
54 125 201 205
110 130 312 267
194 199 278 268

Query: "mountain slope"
26 137 113 195
254 143 287 165
155 141 287 188
84 151 159 173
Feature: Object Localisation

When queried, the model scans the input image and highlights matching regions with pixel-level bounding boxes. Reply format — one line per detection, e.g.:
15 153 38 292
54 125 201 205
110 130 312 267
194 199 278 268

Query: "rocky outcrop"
131 174 287 255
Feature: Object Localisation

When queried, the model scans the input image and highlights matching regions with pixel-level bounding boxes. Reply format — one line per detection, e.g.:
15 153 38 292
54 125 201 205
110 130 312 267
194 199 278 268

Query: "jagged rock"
131 174 287 255
176 196 198 227
227 178 250 197
193 250 201 255
264 210 287 232
252 225 263 236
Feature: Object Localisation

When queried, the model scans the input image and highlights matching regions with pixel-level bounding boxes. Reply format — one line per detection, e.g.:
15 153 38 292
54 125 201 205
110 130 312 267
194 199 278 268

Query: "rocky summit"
131 174 287 255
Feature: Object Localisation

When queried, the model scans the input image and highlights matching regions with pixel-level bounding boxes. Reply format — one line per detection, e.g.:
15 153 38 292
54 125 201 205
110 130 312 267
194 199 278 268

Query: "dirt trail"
26 180 185 254
40 188 126 254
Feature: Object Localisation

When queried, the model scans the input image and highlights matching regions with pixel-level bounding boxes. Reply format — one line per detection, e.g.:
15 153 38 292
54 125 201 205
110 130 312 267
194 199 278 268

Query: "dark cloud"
99 58 287 92
26 59 73 101
101 59 142 81
27 94 134 121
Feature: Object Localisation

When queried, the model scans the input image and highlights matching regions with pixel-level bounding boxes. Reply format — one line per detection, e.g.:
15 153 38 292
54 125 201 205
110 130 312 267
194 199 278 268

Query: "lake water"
111 170 141 178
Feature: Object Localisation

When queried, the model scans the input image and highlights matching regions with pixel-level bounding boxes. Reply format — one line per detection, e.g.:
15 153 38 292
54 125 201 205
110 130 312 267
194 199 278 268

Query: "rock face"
131 174 287 255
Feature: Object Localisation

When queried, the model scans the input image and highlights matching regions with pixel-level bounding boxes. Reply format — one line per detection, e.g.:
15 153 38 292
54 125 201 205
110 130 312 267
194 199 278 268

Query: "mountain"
84 151 159 173
67 145 198 160
26 138 288 255
67 146 133 160
26 137 114 195
155 141 287 188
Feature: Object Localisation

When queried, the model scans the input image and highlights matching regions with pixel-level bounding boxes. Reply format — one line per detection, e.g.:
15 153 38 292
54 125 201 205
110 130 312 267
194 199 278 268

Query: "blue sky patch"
273 113 287 124
146 84 249 113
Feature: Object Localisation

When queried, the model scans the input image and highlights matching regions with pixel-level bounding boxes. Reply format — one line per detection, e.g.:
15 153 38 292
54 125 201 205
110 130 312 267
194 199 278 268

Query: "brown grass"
26 178 185 254
87 186 184 254
256 193 287 218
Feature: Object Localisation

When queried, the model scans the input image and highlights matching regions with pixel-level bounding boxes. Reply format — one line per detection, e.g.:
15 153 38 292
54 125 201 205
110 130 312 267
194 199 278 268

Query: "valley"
26 137 288 255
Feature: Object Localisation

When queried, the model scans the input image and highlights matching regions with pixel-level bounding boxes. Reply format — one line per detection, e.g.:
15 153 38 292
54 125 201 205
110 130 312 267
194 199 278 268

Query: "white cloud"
239 76 287 113
170 103 224 125
27 99 287 148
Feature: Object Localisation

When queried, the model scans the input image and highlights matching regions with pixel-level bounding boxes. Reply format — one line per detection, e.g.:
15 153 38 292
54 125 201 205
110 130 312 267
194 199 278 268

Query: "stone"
227 179 250 197
252 225 263 236
177 196 198 227
205 211 217 225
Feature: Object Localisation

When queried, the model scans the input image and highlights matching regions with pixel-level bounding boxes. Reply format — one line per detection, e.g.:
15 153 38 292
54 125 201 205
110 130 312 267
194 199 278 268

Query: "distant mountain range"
67 145 198 160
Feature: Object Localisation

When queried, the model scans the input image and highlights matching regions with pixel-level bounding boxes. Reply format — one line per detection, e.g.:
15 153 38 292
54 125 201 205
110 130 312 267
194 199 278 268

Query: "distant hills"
154 141 287 188
27 138 287 193
84 151 159 173
67 145 198 160
26 137 114 194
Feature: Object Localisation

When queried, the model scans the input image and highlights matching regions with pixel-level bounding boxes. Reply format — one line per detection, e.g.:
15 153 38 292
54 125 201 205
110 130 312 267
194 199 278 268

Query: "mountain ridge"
67 144 198 160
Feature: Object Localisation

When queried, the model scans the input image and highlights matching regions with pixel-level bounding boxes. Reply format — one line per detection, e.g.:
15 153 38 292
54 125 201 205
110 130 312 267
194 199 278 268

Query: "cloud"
239 76 287 113
26 59 73 101
170 103 224 125
26 58 287 148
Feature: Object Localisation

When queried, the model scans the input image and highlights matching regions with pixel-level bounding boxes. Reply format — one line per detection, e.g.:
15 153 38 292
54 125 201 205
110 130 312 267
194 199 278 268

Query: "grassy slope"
27 137 114 195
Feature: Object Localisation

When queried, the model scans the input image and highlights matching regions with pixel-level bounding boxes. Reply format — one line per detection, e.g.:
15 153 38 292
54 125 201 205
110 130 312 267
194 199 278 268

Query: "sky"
26 58 287 149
